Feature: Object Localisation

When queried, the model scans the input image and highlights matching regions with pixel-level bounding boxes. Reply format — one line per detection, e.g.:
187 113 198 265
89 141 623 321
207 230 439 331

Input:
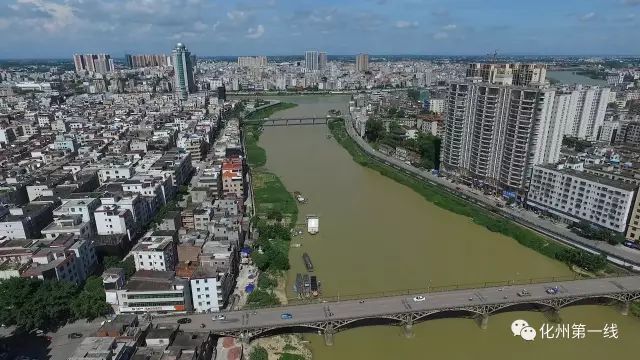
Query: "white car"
412 295 426 302
212 314 226 321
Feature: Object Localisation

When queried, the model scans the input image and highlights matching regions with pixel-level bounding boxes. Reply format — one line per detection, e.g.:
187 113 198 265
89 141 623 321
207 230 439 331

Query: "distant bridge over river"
168 276 640 345
241 117 338 127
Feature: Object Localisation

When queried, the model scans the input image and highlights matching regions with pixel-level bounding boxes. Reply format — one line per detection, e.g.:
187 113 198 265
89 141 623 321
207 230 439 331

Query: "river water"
251 95 640 360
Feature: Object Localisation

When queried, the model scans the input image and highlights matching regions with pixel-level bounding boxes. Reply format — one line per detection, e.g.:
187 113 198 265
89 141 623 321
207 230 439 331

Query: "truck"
307 215 319 234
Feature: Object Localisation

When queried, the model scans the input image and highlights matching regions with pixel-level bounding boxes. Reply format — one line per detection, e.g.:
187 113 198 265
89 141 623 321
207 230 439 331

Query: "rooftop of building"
124 270 177 291
536 164 639 191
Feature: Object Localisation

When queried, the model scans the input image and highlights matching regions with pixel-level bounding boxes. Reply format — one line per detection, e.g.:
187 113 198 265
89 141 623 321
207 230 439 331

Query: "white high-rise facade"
441 82 561 195
561 85 610 141
356 53 369 72
237 56 267 68
305 51 327 71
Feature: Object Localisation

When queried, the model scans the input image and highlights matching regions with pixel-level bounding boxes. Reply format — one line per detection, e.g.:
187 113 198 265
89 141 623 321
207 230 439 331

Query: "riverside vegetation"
244 102 299 307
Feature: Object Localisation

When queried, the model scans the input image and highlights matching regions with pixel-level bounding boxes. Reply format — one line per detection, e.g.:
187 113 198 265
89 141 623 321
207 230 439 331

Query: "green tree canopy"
365 119 386 142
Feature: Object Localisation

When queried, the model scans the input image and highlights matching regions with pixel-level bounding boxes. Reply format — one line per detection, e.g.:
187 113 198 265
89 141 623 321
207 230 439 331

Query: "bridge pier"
479 314 489 330
323 325 335 346
620 301 630 316
402 316 415 338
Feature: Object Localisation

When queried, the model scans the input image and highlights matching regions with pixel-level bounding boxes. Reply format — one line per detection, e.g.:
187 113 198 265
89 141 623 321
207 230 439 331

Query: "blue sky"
1 0 639 58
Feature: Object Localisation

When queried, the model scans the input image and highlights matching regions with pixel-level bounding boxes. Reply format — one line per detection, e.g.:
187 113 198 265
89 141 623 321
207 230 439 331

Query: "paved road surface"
342 117 640 269
170 276 640 333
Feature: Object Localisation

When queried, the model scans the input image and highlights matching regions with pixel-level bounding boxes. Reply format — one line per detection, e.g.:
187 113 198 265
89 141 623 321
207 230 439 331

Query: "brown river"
249 95 640 360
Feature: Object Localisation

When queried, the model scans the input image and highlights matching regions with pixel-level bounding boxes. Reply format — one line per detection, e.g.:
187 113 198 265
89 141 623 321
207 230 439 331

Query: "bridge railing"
235 274 629 312
284 275 586 305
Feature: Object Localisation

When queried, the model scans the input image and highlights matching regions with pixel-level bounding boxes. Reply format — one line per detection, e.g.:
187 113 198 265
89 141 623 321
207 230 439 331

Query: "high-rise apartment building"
125 54 169 68
441 82 560 196
172 43 196 100
466 63 547 86
318 52 328 70
305 51 327 71
356 53 369 72
73 53 114 74
305 51 319 71
560 85 610 141
238 56 268 68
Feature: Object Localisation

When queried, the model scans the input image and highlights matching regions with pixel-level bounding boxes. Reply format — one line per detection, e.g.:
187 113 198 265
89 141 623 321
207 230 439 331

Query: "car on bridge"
545 286 559 295
177 318 192 324
413 296 426 302
212 314 226 321
281 313 293 320
517 289 531 297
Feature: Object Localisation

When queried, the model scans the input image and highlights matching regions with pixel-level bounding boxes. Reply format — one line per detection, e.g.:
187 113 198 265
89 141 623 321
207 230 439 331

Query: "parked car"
177 318 192 324
68 333 82 339
412 295 426 302
517 289 531 297
623 241 640 251
281 313 293 320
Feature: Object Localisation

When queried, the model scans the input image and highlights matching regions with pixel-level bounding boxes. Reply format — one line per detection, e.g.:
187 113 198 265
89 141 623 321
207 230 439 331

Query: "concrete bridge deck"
241 117 336 126
169 276 640 343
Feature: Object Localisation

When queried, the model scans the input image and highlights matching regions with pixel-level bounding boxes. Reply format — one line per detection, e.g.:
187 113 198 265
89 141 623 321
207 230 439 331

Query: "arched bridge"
169 276 640 345
241 117 337 127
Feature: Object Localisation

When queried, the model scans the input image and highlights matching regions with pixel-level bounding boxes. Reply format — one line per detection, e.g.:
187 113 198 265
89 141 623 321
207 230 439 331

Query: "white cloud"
442 24 457 31
433 32 448 40
245 24 264 39
395 20 418 29
193 21 207 31
0 19 10 29
169 31 197 40
579 12 596 21
16 0 77 32
227 10 247 23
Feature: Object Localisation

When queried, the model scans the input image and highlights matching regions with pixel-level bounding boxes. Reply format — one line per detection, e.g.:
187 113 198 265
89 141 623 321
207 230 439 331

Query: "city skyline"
1 0 640 58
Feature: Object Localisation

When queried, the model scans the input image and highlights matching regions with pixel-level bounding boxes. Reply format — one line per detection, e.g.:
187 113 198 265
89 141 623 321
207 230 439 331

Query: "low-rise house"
131 231 178 272
106 270 192 314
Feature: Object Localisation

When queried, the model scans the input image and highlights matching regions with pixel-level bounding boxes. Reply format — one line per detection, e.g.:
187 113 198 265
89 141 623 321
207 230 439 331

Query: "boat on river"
310 275 319 297
294 273 303 294
303 252 314 272
294 191 307 204
307 215 319 234
303 274 311 297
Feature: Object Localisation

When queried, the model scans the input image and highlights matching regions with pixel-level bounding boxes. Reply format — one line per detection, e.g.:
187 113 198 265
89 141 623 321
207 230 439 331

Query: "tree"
266 209 283 222
72 276 111 320
103 256 136 278
120 257 136 278
249 346 269 360
0 277 79 332
381 121 406 147
257 272 278 289
365 119 385 142
246 290 280 307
